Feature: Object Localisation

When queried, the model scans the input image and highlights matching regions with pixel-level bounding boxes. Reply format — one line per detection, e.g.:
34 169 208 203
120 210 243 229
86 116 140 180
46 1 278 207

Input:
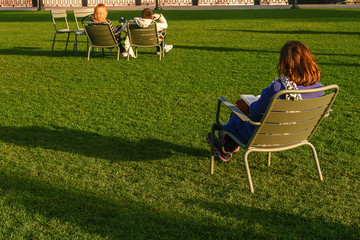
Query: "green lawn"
0 8 359 239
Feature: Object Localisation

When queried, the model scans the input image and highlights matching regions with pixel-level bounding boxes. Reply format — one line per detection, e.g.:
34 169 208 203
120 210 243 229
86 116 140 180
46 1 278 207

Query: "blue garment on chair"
222 81 324 143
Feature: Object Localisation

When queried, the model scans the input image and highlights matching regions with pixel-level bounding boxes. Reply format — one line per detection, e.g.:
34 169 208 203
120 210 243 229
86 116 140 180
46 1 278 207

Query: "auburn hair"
142 8 153 19
94 4 108 22
277 41 320 86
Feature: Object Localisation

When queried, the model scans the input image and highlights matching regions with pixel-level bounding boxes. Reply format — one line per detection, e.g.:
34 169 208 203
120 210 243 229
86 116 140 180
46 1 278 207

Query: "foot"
164 44 173 53
218 130 240 153
206 132 232 161
122 52 128 57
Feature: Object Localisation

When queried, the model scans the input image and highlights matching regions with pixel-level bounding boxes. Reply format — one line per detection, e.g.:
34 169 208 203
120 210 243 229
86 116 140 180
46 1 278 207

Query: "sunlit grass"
0 8 359 239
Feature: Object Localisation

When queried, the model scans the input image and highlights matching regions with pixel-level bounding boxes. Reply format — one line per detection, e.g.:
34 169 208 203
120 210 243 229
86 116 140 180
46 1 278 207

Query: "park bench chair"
126 20 164 61
51 9 84 56
84 22 120 61
209 84 339 193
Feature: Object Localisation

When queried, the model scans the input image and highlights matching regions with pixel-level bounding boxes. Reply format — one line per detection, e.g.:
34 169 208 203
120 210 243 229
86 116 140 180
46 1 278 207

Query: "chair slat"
271 94 335 111
264 105 327 123
252 128 314 145
259 117 320 134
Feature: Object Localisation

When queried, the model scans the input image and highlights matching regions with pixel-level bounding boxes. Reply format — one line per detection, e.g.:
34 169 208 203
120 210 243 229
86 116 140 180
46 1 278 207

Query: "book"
240 95 260 106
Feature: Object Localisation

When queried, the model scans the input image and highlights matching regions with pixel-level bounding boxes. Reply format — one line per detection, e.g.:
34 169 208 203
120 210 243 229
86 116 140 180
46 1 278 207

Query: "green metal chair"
126 20 164 61
209 85 339 193
73 8 94 32
51 9 84 56
84 22 120 61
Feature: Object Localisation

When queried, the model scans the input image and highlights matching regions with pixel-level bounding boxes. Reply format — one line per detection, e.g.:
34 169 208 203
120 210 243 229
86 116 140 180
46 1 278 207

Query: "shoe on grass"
164 44 173 53
206 132 232 161
218 130 240 153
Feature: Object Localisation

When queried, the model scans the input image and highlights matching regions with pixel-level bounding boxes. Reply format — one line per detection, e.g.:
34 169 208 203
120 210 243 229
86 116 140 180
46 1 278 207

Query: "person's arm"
107 19 118 33
249 81 284 121
153 13 168 30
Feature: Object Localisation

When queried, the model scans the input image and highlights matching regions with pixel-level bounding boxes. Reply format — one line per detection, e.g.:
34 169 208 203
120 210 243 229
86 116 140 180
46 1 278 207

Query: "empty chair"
51 9 84 55
209 85 339 193
73 8 94 31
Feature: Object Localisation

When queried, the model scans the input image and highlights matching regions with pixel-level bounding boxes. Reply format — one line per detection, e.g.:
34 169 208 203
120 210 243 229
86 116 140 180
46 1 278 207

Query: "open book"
240 95 260 106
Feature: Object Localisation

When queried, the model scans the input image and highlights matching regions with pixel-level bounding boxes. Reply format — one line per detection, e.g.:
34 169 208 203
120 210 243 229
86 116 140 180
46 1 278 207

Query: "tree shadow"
175 44 277 53
1 171 358 239
184 198 360 239
208 28 360 36
0 46 87 57
320 62 360 67
0 125 207 162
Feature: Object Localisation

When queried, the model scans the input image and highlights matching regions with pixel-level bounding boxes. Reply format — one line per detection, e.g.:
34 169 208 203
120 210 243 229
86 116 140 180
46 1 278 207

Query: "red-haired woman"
207 41 324 161
91 4 126 55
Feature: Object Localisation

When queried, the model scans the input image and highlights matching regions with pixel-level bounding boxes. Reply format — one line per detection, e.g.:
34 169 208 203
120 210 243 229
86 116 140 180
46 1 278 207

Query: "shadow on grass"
1 171 358 239
186 199 360 239
0 125 207 162
175 44 278 53
209 28 360 36
0 46 87 57
320 62 360 67
0 46 125 58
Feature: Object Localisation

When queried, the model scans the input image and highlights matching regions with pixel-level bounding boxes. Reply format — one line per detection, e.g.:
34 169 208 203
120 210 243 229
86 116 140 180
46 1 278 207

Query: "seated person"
90 3 126 54
206 41 324 161
120 8 173 57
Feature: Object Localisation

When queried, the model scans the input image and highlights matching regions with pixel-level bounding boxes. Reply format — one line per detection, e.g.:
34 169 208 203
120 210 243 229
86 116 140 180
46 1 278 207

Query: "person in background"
206 41 324 161
120 8 173 56
91 3 126 55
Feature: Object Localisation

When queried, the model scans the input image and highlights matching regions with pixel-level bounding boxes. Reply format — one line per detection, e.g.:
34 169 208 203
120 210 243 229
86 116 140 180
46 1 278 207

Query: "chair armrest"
218 97 260 126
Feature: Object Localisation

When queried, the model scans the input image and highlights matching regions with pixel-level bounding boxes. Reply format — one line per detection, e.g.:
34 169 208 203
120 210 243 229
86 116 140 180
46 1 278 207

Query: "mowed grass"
0 8 359 239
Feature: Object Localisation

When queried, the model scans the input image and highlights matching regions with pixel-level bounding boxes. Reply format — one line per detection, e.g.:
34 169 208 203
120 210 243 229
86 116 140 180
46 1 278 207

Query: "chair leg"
267 152 271 166
209 127 216 175
65 33 70 53
244 150 254 193
117 47 120 61
87 46 92 61
306 142 323 181
51 33 57 56
73 34 78 56
102 48 105 57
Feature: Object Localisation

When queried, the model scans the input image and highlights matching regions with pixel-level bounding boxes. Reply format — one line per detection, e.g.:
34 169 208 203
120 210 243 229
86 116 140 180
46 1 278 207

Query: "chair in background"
209 85 339 193
73 8 94 54
73 8 94 31
126 20 164 61
50 9 73 55
51 9 84 56
84 22 120 61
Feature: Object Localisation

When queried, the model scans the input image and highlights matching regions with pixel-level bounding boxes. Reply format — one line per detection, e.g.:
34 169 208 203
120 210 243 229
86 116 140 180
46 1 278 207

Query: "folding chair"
50 9 84 56
209 85 339 193
126 20 164 61
84 22 120 61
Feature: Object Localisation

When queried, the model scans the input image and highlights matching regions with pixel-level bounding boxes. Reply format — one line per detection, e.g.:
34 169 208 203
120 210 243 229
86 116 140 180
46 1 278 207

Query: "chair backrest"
127 20 160 47
73 8 94 31
84 22 118 48
51 9 70 31
248 85 339 149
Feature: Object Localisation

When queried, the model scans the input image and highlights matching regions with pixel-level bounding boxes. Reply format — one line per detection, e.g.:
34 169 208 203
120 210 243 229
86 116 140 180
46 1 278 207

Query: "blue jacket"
222 81 324 143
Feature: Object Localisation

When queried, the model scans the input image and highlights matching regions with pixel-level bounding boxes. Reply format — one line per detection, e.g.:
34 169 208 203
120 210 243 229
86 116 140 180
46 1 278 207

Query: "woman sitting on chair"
91 3 126 55
206 41 324 161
